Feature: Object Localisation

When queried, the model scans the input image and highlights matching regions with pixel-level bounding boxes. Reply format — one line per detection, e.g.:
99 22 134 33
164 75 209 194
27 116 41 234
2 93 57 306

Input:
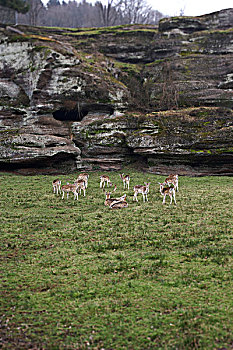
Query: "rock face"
72 107 233 175
0 9 233 175
158 8 233 33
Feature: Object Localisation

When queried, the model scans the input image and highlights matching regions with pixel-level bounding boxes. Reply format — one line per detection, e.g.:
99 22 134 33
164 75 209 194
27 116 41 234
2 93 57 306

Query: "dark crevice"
53 107 88 121
53 103 114 122
0 154 77 174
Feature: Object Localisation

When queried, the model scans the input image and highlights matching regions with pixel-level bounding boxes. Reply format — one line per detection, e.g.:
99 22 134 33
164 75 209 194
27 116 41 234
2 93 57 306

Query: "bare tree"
20 0 44 25
118 0 152 24
95 0 122 27
18 0 165 27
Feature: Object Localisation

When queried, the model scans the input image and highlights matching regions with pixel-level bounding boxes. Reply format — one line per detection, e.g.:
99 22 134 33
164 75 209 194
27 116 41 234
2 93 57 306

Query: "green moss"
63 25 157 38
180 51 202 57
114 61 141 74
190 149 212 154
0 128 19 135
146 59 165 66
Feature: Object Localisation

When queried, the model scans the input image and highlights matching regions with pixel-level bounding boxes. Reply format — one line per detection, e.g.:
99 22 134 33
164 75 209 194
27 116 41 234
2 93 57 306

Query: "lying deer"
52 179 61 195
61 183 79 200
100 175 111 189
120 173 130 190
105 192 128 209
110 200 128 209
164 174 179 192
133 182 151 202
158 182 177 205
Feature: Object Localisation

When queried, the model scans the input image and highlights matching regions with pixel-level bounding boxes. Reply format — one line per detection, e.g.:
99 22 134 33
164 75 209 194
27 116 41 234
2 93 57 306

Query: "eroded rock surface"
72 107 233 175
0 9 233 175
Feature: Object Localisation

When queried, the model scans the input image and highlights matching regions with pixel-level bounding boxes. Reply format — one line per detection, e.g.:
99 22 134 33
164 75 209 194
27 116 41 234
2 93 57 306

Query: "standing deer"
61 183 79 200
100 175 111 189
158 183 177 205
164 174 179 192
74 179 86 196
77 173 89 188
133 182 151 202
120 173 130 190
52 179 61 195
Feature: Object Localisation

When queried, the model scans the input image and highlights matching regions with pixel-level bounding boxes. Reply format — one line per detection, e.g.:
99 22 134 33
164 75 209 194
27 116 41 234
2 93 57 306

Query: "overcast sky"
42 0 233 17
149 0 233 16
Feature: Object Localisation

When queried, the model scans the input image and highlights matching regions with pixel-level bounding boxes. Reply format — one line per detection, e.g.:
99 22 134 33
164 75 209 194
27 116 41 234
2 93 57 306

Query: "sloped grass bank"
0 172 232 349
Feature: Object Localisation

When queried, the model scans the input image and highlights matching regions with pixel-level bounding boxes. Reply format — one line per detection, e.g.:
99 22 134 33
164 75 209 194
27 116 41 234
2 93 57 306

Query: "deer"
158 182 177 205
104 192 128 209
110 199 128 209
133 182 151 202
61 183 79 200
52 179 61 195
120 173 130 190
100 175 111 189
74 179 86 197
164 174 179 192
77 173 89 188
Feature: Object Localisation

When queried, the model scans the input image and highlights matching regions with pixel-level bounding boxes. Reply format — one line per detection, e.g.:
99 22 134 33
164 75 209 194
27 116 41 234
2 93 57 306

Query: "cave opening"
53 103 115 122
53 106 88 122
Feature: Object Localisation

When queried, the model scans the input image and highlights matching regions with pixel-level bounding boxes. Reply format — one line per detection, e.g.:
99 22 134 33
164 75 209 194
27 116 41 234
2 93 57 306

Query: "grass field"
0 170 232 349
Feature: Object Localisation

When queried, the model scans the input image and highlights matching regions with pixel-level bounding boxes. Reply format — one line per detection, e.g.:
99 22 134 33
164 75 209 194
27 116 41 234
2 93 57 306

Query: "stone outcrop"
0 9 233 175
158 8 233 33
72 107 233 175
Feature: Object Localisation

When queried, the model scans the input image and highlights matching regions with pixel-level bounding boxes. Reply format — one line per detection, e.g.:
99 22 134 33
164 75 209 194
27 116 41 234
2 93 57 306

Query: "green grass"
0 171 232 349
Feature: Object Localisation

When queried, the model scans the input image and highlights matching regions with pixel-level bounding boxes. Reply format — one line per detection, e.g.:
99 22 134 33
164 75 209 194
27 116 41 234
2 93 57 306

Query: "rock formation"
0 8 232 175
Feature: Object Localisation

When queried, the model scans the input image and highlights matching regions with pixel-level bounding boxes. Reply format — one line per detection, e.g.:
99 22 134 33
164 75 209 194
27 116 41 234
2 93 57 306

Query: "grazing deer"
105 192 128 209
133 182 151 202
120 173 130 190
100 175 111 189
61 183 79 200
77 173 89 188
158 183 177 205
164 174 179 192
74 179 86 196
52 179 61 195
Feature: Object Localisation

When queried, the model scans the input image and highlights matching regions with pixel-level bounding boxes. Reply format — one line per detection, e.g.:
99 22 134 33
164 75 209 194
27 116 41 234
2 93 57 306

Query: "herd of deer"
52 173 179 209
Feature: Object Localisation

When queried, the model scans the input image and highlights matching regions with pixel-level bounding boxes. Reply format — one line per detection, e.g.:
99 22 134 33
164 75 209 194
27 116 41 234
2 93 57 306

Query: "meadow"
0 170 232 349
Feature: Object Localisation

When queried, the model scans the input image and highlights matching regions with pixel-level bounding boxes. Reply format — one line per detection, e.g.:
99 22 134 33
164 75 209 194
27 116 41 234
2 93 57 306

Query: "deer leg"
173 191 177 205
170 194 173 205
162 194 166 204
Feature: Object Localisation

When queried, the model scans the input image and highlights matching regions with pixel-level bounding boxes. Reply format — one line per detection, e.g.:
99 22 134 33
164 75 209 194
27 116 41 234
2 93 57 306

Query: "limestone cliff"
0 9 232 175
